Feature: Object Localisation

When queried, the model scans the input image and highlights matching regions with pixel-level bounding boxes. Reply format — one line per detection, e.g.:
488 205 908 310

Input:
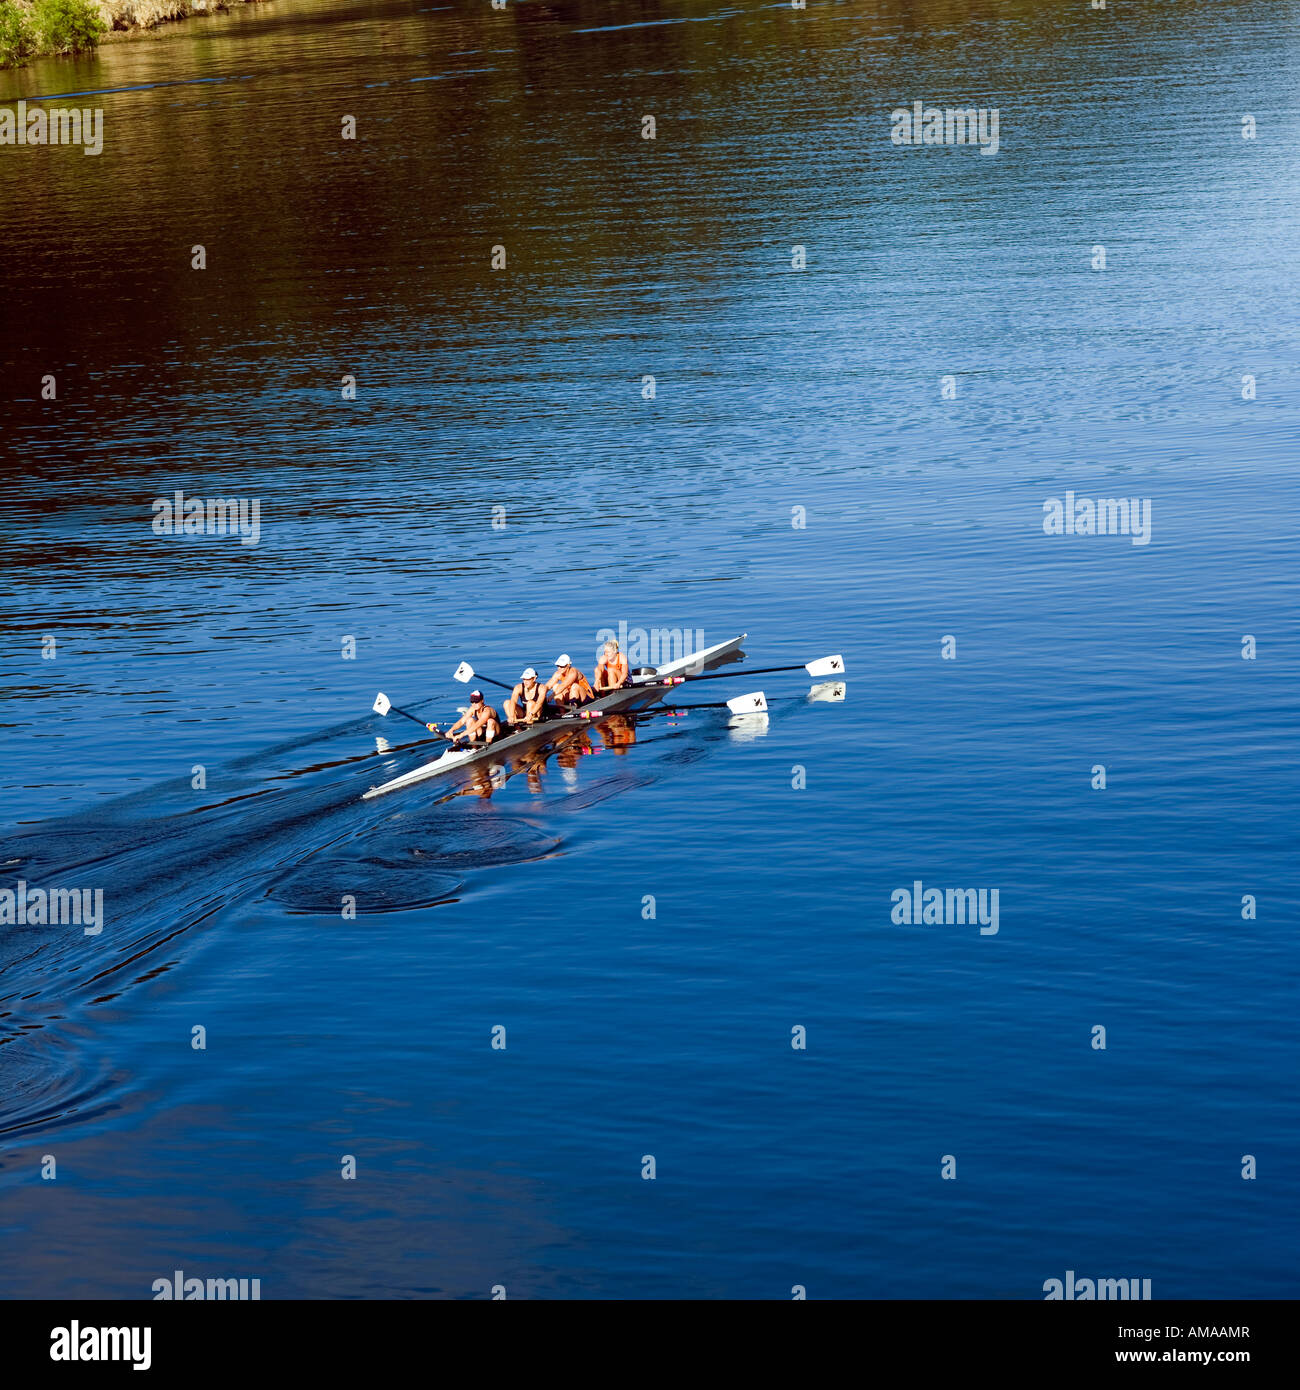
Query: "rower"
504 667 548 724
593 638 629 692
545 653 593 707
429 690 500 746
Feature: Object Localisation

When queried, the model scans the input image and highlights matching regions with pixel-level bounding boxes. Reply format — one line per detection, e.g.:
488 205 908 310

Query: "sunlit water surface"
1 0 1297 1297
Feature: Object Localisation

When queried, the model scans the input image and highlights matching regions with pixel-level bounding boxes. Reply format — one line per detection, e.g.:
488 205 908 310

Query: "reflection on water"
2 0 1299 1298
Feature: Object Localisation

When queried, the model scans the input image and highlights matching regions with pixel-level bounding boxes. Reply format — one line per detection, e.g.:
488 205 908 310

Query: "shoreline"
97 0 276 39
2 0 277 69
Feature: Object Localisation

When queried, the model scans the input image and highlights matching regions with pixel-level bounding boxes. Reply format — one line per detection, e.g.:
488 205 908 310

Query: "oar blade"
727 690 768 715
805 654 845 678
373 692 392 716
453 661 475 683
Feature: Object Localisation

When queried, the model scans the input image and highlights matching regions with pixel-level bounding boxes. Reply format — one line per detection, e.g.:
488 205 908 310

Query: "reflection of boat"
362 634 748 799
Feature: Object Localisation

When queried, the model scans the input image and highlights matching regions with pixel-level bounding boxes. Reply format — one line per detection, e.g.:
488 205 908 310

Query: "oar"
452 661 514 692
665 691 768 714
372 692 459 741
373 691 435 730
655 654 844 684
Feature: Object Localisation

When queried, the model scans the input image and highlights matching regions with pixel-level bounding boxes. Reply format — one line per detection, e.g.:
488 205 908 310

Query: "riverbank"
1 0 273 68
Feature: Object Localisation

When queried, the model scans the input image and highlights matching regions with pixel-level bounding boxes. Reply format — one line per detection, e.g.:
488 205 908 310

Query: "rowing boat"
361 633 748 799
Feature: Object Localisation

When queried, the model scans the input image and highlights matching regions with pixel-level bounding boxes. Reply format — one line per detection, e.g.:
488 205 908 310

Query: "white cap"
521 667 537 680
555 654 571 666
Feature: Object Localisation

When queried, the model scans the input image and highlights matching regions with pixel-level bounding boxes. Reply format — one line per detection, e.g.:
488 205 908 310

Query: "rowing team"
427 640 630 747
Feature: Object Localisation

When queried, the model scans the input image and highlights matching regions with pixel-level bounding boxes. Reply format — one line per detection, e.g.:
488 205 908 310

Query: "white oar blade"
805 654 845 678
727 690 768 715
808 680 846 703
453 661 474 684
373 692 392 716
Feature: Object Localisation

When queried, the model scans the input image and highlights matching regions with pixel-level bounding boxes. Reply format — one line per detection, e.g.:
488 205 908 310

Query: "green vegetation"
1 1 272 70
0 1 40 67
33 0 107 54
1 0 106 66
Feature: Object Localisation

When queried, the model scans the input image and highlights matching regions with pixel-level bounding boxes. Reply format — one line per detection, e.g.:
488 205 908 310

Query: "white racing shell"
362 633 747 799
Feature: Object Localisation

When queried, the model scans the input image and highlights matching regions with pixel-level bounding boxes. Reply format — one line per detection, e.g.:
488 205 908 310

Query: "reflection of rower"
593 712 637 754
593 638 629 692
517 742 553 796
428 690 500 745
554 733 590 772
545 654 593 708
450 764 497 800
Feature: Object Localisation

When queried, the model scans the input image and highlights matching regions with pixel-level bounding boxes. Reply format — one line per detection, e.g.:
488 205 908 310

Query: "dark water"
1 0 1297 1298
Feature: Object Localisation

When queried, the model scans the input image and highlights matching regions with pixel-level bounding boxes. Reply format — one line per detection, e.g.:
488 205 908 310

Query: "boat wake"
0 694 758 1146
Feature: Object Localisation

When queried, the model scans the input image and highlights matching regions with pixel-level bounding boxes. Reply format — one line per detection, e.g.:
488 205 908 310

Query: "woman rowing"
545 654 594 708
504 667 548 724
593 638 629 692
429 690 500 746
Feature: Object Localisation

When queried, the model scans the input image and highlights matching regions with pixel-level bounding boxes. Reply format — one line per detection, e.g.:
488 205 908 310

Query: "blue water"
1 0 1297 1298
